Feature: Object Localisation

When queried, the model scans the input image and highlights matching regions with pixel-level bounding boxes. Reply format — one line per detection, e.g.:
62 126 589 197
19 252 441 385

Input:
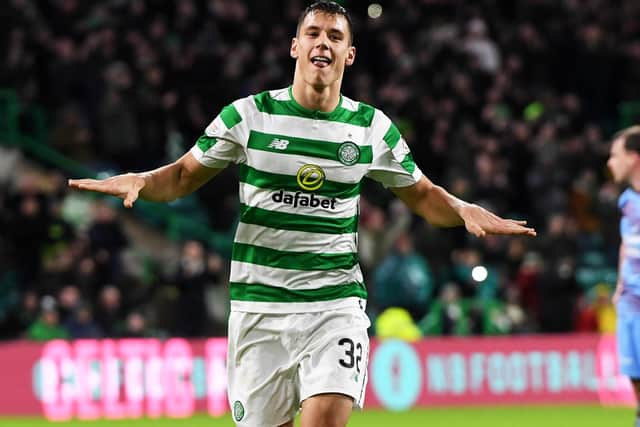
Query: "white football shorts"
227 302 370 426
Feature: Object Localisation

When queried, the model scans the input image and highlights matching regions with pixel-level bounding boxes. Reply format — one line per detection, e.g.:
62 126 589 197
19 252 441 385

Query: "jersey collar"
287 86 344 120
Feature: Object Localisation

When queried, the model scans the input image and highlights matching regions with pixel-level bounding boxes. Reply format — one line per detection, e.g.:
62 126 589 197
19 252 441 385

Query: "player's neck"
630 172 640 192
291 78 341 112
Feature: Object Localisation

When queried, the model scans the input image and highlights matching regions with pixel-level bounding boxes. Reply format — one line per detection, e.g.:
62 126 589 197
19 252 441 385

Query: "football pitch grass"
1 405 634 427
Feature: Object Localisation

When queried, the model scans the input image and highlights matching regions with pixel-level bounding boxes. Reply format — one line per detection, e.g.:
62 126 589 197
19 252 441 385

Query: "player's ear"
290 38 299 59
345 45 356 66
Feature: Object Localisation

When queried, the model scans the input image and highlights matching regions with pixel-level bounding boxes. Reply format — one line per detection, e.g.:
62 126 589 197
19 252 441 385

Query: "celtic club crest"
338 141 360 166
233 400 245 421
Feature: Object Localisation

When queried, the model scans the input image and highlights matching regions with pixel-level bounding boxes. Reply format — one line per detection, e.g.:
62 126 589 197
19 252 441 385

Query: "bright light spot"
368 3 383 19
471 265 488 282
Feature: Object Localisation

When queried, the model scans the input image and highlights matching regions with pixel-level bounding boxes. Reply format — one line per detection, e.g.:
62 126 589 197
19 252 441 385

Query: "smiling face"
291 10 355 90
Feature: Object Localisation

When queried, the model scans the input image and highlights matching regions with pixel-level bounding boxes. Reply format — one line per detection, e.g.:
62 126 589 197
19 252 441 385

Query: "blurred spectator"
420 282 470 336
119 311 159 338
203 250 228 336
72 255 101 300
27 297 69 341
473 287 529 335
574 291 599 333
502 286 528 333
0 288 38 339
49 105 93 163
17 290 41 335
461 18 501 75
57 284 81 322
593 284 616 333
515 251 544 326
359 198 411 276
450 247 497 298
375 307 422 342
538 256 580 332
537 213 578 265
574 284 616 333
372 231 434 320
3 175 51 290
170 240 218 337
40 191 77 290
87 201 128 284
99 62 140 170
94 285 124 336
64 304 103 339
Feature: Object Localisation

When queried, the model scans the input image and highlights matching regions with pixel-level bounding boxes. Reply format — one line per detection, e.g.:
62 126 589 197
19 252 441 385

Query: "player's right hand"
68 173 146 208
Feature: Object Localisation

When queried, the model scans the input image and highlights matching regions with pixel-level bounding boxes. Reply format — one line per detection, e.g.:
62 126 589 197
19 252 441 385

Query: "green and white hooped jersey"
190 87 423 313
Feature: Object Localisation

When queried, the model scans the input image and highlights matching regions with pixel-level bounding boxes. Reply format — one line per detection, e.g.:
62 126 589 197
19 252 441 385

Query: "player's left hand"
459 204 536 237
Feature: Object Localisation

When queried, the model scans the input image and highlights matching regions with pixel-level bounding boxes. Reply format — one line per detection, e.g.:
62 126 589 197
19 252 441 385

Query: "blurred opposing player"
608 125 640 426
69 2 535 426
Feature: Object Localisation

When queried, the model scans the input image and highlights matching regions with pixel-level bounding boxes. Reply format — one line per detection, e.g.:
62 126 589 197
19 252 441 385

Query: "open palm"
68 173 146 208
459 204 536 237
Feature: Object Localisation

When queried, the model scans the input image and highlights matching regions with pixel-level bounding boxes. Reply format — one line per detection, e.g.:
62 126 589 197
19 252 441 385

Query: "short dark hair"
297 1 354 45
614 126 640 154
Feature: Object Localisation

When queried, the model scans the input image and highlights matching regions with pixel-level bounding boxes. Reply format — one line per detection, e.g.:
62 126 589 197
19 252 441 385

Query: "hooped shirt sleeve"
365 109 423 188
190 99 249 168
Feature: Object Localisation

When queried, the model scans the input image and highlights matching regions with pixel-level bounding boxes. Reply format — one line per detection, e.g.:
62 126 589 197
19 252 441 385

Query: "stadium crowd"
2 0 639 340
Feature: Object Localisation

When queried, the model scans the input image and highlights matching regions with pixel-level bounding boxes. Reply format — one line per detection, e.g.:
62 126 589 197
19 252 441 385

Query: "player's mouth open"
311 56 332 68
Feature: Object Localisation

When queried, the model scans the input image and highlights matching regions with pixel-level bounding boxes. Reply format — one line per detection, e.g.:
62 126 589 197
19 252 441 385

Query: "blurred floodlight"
471 265 488 282
368 3 383 19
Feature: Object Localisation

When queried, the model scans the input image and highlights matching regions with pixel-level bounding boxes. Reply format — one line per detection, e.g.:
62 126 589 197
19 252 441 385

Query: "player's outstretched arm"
391 176 536 237
68 152 222 208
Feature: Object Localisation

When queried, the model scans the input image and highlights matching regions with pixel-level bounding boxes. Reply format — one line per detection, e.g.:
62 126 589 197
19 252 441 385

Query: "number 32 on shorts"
338 338 362 373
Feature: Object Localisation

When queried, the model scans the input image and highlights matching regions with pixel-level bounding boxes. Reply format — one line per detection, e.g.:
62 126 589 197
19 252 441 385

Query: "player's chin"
308 74 331 88
611 174 624 184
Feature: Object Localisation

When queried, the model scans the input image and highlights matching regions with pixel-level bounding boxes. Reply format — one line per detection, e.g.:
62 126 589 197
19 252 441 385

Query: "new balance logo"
268 138 290 150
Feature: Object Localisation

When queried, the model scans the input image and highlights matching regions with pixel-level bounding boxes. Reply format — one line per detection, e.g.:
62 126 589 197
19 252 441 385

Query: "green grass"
2 405 633 427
